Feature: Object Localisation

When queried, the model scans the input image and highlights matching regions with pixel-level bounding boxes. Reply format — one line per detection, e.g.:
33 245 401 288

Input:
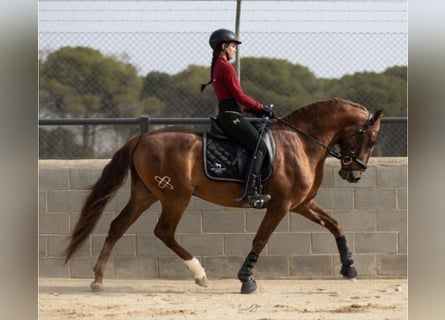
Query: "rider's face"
222 42 237 60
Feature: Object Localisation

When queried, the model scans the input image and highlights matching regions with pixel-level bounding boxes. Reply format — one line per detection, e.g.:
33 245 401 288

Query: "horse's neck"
282 104 364 144
282 110 338 145
275 105 367 165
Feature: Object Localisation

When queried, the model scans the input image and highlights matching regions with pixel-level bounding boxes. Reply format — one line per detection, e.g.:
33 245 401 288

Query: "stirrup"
243 193 271 209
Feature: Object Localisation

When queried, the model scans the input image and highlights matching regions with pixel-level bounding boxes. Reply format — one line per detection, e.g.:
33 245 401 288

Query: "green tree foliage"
240 57 329 116
325 66 407 116
40 46 144 118
139 71 169 115
39 46 148 155
139 57 406 118
40 47 406 120
141 66 216 117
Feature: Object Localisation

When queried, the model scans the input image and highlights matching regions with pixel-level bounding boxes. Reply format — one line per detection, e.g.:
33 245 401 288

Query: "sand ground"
39 278 407 320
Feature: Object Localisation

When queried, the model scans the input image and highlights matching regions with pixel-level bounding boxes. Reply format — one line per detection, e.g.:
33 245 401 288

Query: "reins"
273 117 343 160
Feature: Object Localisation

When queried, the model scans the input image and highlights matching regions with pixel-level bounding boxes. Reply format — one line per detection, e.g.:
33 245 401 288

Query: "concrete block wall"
39 158 407 280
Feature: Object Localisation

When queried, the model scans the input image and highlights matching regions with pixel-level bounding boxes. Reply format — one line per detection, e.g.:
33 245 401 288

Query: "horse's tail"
64 136 140 263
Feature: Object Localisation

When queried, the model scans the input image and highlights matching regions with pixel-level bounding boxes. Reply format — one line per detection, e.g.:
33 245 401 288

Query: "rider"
200 28 273 208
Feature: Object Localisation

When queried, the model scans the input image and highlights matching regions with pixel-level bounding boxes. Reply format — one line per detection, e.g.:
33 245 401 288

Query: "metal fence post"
235 0 242 79
139 115 150 134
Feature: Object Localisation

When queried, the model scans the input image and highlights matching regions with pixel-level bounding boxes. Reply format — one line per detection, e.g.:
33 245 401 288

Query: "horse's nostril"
350 174 361 183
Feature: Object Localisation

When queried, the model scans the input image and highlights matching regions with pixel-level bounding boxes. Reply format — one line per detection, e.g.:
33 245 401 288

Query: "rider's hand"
262 104 274 118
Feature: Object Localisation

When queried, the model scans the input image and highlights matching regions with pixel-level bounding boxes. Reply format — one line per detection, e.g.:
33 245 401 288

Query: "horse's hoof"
90 281 103 292
195 276 209 288
340 264 358 279
240 279 257 294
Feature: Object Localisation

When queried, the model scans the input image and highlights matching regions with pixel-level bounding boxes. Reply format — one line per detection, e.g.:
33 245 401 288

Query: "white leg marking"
184 257 206 280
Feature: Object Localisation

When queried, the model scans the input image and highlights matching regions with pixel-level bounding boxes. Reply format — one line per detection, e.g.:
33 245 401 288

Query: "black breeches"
216 111 267 175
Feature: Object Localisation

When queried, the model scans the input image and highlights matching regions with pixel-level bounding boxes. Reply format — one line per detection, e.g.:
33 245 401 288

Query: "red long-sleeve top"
212 57 263 113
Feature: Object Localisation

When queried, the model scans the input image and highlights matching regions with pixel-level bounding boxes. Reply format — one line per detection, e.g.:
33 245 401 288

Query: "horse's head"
337 110 384 183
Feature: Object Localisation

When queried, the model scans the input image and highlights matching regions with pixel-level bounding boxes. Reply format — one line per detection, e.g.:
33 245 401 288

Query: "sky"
39 1 408 78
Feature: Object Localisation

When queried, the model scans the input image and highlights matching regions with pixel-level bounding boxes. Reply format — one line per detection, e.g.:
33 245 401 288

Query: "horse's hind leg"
91 190 157 291
154 198 208 287
291 200 357 279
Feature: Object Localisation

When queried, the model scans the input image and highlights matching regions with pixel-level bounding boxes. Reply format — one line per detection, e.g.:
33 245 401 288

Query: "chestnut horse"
64 98 383 294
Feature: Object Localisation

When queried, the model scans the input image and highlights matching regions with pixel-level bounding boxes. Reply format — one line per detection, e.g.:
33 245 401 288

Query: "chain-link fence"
39 1 407 159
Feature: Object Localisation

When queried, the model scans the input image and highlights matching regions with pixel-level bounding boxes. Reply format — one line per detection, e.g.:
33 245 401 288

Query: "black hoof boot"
240 279 257 294
340 264 358 279
238 252 259 293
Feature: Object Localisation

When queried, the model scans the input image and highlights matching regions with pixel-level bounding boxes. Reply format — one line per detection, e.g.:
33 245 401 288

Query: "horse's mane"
269 98 368 136
286 97 366 118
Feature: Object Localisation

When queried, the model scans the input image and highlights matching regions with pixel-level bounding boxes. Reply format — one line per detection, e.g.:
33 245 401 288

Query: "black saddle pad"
202 117 275 183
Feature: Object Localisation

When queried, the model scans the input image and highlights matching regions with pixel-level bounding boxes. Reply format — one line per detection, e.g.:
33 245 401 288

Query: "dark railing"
39 116 212 134
38 116 405 134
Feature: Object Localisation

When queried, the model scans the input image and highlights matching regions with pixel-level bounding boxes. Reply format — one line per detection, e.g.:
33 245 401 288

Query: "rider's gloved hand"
262 104 275 118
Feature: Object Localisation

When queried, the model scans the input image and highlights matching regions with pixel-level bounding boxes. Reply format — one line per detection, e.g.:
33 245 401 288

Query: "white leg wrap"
184 257 206 280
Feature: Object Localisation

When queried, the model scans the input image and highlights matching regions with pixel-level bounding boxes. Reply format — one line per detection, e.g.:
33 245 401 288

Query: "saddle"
202 117 276 183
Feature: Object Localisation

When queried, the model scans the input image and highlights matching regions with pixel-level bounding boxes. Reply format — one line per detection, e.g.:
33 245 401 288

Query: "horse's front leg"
238 204 289 294
336 234 357 278
291 201 357 279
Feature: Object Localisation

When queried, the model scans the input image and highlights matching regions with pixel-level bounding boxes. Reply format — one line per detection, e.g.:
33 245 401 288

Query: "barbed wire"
40 8 406 13
41 19 406 23
149 0 405 1
40 2 407 24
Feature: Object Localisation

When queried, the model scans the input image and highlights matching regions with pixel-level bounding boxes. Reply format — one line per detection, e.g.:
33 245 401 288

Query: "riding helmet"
209 29 241 50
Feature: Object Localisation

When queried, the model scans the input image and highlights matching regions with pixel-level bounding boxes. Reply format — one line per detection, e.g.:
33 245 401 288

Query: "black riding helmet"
209 29 241 50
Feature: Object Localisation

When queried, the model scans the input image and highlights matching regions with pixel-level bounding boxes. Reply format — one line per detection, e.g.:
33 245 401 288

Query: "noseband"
275 112 374 171
337 112 374 171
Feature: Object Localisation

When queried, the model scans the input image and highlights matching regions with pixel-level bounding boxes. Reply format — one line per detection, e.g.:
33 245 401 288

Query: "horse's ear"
372 110 384 124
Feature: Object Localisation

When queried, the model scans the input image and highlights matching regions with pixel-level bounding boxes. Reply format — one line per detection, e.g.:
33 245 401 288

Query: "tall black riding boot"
243 150 271 209
243 174 271 208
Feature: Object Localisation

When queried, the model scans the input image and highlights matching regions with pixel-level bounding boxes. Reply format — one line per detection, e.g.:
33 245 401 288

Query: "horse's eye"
367 140 375 148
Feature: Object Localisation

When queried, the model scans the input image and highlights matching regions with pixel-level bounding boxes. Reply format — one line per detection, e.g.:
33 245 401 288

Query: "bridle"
274 112 374 172
337 112 374 171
